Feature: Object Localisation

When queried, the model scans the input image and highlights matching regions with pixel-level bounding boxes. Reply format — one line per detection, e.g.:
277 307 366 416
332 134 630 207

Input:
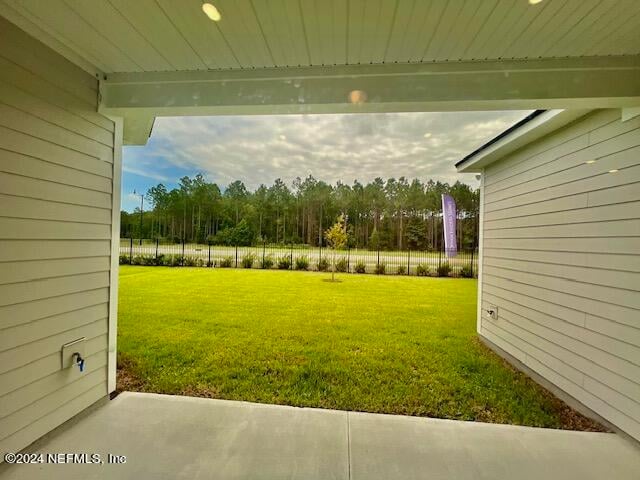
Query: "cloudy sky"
121 110 531 211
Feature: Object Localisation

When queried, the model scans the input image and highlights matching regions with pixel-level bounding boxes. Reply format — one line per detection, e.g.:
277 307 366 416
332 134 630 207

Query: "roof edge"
456 109 593 173
455 110 546 168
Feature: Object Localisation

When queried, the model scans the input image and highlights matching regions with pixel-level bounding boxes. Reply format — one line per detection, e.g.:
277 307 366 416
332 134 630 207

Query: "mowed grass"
118 266 599 429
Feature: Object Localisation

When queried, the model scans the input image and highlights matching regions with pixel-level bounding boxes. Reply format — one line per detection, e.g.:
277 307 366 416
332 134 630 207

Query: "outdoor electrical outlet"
61 337 86 370
486 306 498 320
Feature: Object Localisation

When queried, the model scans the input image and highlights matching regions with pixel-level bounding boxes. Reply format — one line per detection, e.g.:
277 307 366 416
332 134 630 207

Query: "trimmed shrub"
131 255 144 266
460 264 474 278
141 255 156 266
219 256 234 268
317 258 330 272
277 255 292 270
169 255 184 267
241 253 256 268
261 255 275 269
295 255 310 271
206 260 214 268
396 265 406 275
183 256 194 267
183 256 200 267
154 254 165 266
375 263 386 275
416 263 430 276
437 262 452 277
354 261 366 274
119 255 130 265
335 257 348 273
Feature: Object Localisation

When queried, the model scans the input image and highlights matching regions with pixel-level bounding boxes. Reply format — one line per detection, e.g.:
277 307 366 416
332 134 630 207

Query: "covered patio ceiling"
1 0 638 144
3 0 638 72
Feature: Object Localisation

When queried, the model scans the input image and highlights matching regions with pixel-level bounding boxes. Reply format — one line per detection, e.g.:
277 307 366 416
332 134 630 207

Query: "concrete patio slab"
348 411 640 480
1 392 638 480
0 393 349 480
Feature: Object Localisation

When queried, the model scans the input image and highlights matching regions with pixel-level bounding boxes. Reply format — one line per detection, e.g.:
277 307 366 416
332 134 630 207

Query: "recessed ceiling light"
202 3 221 21
609 169 619 173
528 0 543 5
585 160 596 164
423 133 432 138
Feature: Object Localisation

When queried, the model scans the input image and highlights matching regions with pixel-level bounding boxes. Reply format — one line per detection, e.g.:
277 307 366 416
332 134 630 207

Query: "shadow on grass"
471 338 608 432
117 352 221 399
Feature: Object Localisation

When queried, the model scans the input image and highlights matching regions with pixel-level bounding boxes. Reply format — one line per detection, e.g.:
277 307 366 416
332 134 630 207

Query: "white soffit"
0 0 638 75
622 106 640 122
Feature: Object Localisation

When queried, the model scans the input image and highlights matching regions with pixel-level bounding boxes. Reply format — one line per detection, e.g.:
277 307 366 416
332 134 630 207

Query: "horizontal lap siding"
0 17 113 456
480 109 640 441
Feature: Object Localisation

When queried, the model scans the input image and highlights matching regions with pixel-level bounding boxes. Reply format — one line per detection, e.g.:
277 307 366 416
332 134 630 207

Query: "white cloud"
122 164 169 182
125 110 532 190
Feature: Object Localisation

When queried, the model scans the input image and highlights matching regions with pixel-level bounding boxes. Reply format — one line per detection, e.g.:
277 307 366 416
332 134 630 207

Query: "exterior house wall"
479 109 640 440
0 17 115 454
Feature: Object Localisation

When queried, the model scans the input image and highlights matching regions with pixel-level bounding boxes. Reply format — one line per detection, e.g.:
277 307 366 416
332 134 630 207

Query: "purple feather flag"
441 194 457 258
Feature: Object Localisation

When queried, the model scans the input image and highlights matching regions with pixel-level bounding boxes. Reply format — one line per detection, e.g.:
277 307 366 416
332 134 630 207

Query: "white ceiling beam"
102 56 640 111
99 56 640 145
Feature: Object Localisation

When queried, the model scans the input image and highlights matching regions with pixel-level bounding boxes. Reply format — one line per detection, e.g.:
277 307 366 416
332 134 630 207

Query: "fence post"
235 245 238 268
438 248 442 272
407 249 410 275
347 247 350 272
377 246 380 268
470 248 474 277
208 241 211 267
262 241 266 268
129 237 133 264
182 238 185 266
290 242 293 269
155 238 159 261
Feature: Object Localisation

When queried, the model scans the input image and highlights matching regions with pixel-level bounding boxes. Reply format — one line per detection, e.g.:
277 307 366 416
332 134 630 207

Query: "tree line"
120 174 479 251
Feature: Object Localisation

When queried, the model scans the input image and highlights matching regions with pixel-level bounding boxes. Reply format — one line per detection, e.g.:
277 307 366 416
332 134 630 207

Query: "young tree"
324 214 348 282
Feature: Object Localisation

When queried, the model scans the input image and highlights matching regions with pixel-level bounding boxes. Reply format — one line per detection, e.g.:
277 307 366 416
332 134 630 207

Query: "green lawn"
118 266 601 430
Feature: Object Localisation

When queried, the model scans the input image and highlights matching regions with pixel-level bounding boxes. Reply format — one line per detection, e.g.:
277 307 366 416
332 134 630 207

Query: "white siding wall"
0 17 115 454
479 109 640 440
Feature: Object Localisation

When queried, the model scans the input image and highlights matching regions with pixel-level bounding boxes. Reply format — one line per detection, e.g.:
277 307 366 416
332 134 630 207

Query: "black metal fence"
120 238 478 278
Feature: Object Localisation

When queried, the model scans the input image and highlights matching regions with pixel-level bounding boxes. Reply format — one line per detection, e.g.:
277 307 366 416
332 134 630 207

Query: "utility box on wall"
61 337 86 370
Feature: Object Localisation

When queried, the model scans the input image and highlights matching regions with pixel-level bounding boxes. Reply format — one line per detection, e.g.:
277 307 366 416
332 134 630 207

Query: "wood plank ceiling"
2 0 638 74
